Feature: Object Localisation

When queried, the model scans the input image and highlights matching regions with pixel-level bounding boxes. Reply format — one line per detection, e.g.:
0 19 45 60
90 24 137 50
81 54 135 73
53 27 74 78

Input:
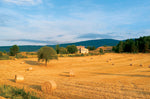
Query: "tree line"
113 36 150 53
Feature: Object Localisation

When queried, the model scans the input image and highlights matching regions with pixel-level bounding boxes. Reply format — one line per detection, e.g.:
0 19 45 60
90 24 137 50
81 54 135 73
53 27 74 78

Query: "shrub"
15 54 27 59
26 52 37 55
99 48 104 54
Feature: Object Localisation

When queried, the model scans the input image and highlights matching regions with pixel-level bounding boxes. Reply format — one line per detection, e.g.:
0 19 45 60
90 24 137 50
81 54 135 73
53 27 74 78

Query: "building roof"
77 46 85 49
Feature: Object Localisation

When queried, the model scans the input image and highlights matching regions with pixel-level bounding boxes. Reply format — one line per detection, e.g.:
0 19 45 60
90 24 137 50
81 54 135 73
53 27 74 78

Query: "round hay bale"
106 60 109 63
20 62 24 64
130 64 132 66
41 80 57 93
14 58 17 60
109 58 112 61
69 70 75 77
112 63 114 65
148 65 150 68
15 75 24 83
28 67 32 71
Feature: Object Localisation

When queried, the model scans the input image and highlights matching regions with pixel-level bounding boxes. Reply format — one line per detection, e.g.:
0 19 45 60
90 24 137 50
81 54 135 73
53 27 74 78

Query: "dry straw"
0 96 6 99
41 80 57 93
15 75 24 83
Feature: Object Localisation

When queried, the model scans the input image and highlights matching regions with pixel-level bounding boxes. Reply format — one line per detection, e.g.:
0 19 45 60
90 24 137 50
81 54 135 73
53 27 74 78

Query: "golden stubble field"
0 53 150 99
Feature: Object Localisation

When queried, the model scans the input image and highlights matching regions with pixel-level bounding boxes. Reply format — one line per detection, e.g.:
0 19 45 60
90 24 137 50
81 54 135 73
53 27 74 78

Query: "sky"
0 0 150 46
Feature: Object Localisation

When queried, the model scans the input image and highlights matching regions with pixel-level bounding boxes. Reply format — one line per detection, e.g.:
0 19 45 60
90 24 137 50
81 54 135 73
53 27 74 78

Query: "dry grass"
0 53 150 99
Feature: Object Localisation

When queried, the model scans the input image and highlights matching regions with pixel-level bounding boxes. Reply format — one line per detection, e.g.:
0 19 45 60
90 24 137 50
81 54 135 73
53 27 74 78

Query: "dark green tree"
3 50 6 54
87 46 96 51
99 48 104 54
59 47 68 54
0 51 3 56
66 45 78 54
116 41 124 53
10 45 19 56
55 44 60 54
37 46 58 66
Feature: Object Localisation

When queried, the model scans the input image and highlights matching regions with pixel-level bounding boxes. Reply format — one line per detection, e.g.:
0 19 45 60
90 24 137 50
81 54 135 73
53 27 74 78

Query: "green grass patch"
0 55 9 60
0 85 40 99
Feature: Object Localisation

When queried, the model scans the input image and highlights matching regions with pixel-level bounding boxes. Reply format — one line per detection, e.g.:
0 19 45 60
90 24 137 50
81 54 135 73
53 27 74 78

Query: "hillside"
0 39 120 52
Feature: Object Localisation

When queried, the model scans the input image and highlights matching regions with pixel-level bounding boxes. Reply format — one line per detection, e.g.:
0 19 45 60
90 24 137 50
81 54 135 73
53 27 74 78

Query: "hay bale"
109 58 112 61
130 64 132 66
41 80 57 93
20 62 24 64
69 70 75 77
28 67 33 71
15 75 24 83
106 60 109 63
148 65 150 68
14 58 17 60
112 63 114 65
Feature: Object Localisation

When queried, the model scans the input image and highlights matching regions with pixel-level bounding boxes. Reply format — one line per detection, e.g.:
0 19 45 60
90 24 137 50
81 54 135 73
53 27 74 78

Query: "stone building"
77 46 89 54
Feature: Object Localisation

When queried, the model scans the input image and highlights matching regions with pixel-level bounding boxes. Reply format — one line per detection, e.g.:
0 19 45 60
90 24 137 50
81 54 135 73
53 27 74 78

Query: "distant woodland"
113 36 150 53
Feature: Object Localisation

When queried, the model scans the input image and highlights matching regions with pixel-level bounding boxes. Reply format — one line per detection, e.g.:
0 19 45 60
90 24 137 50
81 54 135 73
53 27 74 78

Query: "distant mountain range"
0 39 120 52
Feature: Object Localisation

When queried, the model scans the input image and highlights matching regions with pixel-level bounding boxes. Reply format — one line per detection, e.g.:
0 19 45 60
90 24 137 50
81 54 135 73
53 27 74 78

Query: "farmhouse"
97 46 113 52
77 46 89 54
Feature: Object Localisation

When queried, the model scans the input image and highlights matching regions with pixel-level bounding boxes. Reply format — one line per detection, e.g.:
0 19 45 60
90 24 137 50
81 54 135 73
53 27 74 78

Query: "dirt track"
0 53 150 99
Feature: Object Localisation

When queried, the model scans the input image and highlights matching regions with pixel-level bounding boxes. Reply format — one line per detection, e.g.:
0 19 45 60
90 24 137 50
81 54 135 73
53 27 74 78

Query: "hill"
0 39 120 52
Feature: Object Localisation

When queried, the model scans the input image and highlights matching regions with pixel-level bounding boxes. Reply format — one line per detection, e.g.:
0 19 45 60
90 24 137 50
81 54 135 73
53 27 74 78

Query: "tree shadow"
140 70 150 72
59 72 70 77
29 85 41 91
59 74 70 77
8 79 15 82
25 60 43 66
94 73 150 78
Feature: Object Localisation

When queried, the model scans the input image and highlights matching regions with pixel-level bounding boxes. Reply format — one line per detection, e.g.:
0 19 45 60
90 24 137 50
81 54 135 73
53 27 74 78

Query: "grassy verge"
0 85 40 99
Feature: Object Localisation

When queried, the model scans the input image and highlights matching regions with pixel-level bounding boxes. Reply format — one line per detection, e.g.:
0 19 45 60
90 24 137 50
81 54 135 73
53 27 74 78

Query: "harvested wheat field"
0 53 150 99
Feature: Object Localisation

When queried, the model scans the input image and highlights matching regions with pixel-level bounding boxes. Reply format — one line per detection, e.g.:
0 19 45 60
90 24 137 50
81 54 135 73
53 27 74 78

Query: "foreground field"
0 53 150 99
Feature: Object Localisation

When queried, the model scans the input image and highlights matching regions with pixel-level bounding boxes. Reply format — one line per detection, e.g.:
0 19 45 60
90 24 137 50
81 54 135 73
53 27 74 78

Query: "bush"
26 52 37 55
99 48 104 54
15 54 27 59
0 85 39 99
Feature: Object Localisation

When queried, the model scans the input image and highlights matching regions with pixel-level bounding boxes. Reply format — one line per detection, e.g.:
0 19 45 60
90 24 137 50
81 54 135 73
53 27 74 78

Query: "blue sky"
0 0 150 46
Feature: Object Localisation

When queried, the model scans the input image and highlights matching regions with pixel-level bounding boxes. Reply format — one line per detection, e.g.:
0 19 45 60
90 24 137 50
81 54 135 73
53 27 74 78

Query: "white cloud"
3 0 42 5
